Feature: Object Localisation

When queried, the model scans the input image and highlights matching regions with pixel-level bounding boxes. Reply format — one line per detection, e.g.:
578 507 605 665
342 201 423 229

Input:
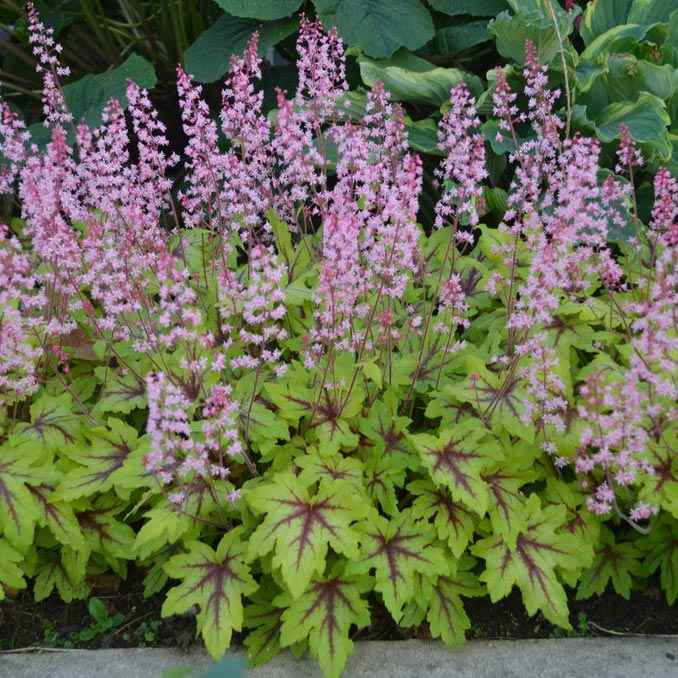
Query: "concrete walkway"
1 638 677 678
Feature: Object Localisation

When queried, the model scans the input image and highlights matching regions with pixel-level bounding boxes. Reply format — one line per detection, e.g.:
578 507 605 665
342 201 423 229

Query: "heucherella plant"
1 4 678 676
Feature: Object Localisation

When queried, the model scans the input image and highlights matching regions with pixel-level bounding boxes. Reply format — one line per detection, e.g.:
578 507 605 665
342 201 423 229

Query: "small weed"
550 612 591 639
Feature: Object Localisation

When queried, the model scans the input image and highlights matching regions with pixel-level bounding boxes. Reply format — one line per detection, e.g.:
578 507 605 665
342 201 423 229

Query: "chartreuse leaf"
576 527 644 600
52 418 140 502
92 362 148 416
0 538 26 599
409 418 502 517
295 453 364 492
11 391 82 454
639 515 678 605
277 560 371 678
246 475 364 598
472 494 593 629
243 576 287 667
33 547 89 602
163 527 257 659
638 440 678 518
0 445 55 550
407 479 477 559
31 485 85 551
347 509 448 622
314 0 434 59
133 504 203 561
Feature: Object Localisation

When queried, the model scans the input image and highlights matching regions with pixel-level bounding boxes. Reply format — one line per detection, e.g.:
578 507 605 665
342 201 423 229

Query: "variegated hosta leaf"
347 509 448 622
162 527 257 658
472 494 594 629
277 561 371 678
409 418 502 516
245 474 365 598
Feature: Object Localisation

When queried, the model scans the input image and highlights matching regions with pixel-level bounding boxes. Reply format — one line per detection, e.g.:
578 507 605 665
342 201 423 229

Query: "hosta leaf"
639 515 678 605
213 0 302 20
162 528 257 659
277 561 371 678
576 527 644 600
407 479 476 559
31 485 86 551
358 51 482 106
409 419 502 516
428 0 509 16
348 509 448 622
11 392 82 453
246 475 364 598
472 494 593 629
0 538 26 600
314 0 434 59
184 15 298 83
579 0 634 46
52 418 140 501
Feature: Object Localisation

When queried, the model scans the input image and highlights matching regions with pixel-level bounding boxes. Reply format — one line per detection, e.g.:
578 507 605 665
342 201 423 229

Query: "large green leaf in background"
358 50 482 106
428 0 509 16
213 0 303 20
184 15 298 82
434 20 494 53
313 0 434 58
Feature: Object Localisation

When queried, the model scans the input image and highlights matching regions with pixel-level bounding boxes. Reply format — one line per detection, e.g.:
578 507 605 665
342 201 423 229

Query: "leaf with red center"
245 474 364 598
407 478 477 558
133 504 202 560
639 439 678 519
640 515 678 605
410 419 501 516
347 509 448 622
11 392 82 454
576 527 644 600
30 485 86 551
472 494 593 629
277 561 371 678
295 452 364 492
482 457 536 548
162 527 257 659
92 362 148 416
52 418 140 501
33 547 89 602
243 576 288 667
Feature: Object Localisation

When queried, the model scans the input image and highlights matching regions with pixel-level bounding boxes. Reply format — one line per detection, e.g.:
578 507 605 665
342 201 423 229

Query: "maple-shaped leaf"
78 495 136 573
428 354 532 442
243 401 291 456
576 527 644 600
33 547 89 602
347 509 448 622
362 454 407 517
0 446 55 550
640 515 678 605
91 357 152 416
162 527 257 659
276 560 371 678
0 538 26 600
406 478 477 559
472 494 593 629
243 576 287 667
409 418 502 517
10 392 83 454
245 474 364 598
30 485 86 551
295 452 364 492
482 458 536 549
638 439 678 519
51 418 140 502
133 504 203 561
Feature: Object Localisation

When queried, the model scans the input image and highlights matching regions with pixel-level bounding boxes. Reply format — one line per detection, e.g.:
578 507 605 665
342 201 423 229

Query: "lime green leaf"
278 562 371 678
133 505 202 561
579 0 634 46
472 495 593 629
428 0 508 17
213 0 302 19
185 15 298 83
639 515 678 605
31 486 85 551
359 51 482 106
407 479 477 559
163 528 257 659
314 0 434 59
576 528 644 600
295 453 364 491
92 364 148 416
0 538 26 599
33 548 89 602
246 475 363 598
348 510 448 622
410 419 502 516
52 418 140 501
243 577 286 666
